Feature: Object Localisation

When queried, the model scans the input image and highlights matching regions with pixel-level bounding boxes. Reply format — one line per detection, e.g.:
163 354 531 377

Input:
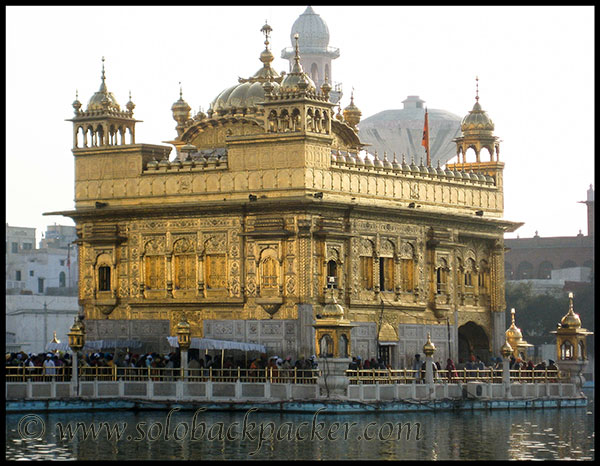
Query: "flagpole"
422 107 430 166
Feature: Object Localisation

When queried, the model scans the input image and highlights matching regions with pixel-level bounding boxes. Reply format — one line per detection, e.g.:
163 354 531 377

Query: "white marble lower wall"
6 381 577 403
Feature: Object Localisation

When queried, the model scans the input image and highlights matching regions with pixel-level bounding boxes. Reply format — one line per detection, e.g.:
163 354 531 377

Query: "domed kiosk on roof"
282 6 341 103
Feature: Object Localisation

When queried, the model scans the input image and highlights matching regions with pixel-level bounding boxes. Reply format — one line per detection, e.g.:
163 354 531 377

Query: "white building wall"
5 295 79 354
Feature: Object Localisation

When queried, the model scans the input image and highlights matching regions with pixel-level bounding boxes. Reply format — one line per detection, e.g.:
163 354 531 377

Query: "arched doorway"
457 321 491 364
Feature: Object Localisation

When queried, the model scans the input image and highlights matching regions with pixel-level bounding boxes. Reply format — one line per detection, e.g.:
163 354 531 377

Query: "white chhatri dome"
290 6 330 50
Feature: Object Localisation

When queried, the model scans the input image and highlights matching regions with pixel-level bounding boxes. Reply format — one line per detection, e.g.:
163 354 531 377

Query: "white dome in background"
358 96 462 166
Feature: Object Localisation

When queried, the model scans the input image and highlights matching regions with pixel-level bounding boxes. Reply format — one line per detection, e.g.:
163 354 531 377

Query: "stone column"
500 341 513 398
71 351 79 398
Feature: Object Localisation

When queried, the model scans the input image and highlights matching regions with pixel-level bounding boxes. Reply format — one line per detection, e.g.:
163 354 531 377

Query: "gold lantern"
500 340 513 359
176 314 192 351
68 317 85 352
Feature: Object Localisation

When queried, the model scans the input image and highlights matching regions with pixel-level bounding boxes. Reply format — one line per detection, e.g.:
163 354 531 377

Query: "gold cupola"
559 292 582 329
171 84 192 128
551 292 593 362
449 77 501 167
343 89 362 130
505 308 533 358
72 90 82 115
280 34 316 94
86 57 121 112
126 91 135 114
505 308 523 349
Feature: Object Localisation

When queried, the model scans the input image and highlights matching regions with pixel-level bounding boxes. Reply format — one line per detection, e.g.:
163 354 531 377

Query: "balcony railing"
345 368 566 385
5 366 320 385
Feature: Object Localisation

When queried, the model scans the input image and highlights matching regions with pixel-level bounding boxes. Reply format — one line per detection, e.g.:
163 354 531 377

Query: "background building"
358 95 462 167
505 185 594 292
5 223 79 353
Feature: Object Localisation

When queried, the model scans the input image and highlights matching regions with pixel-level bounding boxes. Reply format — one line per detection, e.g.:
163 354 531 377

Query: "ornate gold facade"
49 21 521 366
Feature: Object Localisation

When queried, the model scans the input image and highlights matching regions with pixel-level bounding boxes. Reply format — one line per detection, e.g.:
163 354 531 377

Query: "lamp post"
176 315 191 379
67 316 85 397
500 340 513 396
423 332 436 386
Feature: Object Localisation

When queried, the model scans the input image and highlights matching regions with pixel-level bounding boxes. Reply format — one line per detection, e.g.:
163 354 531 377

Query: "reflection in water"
6 390 594 460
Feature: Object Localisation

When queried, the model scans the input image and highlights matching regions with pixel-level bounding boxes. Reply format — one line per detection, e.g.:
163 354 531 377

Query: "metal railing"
345 368 565 385
5 366 71 382
5 366 320 385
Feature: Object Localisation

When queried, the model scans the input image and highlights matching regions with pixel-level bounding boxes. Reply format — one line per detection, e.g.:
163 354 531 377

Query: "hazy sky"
6 6 594 244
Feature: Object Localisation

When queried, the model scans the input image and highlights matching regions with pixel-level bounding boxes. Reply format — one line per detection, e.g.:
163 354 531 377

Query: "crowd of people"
5 350 320 382
346 352 560 383
6 349 559 383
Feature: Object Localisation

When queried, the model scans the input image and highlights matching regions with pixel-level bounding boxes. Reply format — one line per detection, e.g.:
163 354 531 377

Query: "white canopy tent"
166 337 266 353
45 339 143 353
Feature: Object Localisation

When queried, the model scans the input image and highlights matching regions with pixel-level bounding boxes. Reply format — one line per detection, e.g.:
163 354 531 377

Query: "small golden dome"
505 308 523 347
560 292 582 329
280 34 316 94
343 89 362 128
321 297 345 318
423 332 436 356
87 57 121 112
172 85 191 124
461 100 495 132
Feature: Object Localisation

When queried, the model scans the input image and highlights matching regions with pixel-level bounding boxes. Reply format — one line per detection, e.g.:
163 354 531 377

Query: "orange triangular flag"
421 108 430 165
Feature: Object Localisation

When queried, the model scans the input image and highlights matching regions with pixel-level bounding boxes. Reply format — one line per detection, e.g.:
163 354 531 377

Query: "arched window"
260 256 278 290
505 262 513 280
206 254 227 289
560 340 573 360
327 259 338 288
59 271 66 288
464 258 476 287
360 256 373 290
400 243 415 292
478 260 489 294
578 340 585 360
319 334 334 358
561 260 577 269
339 334 349 358
538 261 553 279
311 63 319 85
379 256 394 292
173 239 196 290
436 258 448 294
516 261 533 280
98 266 110 291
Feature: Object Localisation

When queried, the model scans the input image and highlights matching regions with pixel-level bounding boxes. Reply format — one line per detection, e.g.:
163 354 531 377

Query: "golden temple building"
48 13 521 368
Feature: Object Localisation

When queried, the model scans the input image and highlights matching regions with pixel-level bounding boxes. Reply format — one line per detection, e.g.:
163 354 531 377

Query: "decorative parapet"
330 151 495 187
142 154 228 174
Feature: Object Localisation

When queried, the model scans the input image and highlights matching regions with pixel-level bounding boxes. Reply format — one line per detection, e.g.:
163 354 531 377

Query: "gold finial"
511 308 516 324
475 75 479 102
101 56 106 82
129 90 132 100
76 89 79 99
179 82 183 99
350 87 355 104
261 21 272 47
568 292 574 311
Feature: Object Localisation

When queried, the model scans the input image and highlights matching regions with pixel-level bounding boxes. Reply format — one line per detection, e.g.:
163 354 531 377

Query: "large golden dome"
209 22 281 115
